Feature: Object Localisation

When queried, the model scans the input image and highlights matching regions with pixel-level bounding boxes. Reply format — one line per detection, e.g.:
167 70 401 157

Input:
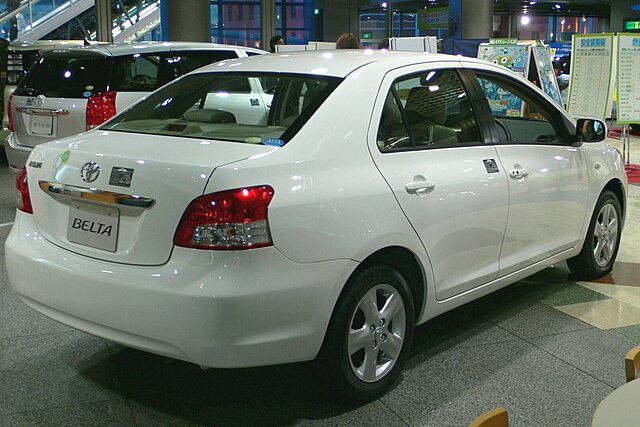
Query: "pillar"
610 0 637 32
161 0 212 42
261 0 276 50
460 0 493 39
95 0 113 42
322 0 358 43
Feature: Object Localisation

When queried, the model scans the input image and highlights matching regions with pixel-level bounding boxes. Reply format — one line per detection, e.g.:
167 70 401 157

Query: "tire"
319 264 415 403
567 190 622 280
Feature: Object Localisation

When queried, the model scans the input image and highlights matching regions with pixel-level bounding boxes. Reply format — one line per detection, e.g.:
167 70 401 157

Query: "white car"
5 50 627 401
1 40 106 145
4 41 266 171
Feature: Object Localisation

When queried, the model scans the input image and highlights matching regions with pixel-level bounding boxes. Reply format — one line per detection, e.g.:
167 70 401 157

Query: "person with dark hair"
269 35 284 53
378 38 389 50
552 60 569 91
336 33 361 49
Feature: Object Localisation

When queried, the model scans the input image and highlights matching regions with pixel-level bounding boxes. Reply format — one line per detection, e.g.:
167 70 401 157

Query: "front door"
470 69 589 276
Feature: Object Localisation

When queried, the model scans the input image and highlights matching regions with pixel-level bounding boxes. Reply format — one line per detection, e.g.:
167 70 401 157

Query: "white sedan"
5 50 627 401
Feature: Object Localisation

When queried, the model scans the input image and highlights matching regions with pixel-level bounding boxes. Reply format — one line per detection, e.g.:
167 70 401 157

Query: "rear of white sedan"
5 50 626 403
6 52 428 401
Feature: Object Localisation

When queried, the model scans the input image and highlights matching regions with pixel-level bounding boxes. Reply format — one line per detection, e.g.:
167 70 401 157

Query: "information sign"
616 33 640 123
532 45 563 106
418 7 449 30
567 33 616 120
478 43 531 116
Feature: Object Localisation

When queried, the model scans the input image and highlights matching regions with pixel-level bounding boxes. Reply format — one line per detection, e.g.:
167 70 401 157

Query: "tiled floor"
2 137 640 426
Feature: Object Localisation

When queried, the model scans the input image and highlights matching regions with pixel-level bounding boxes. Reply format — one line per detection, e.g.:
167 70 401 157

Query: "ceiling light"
521 15 530 25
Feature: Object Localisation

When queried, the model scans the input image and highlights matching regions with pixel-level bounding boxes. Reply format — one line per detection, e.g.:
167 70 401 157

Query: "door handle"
405 180 436 195
508 169 529 179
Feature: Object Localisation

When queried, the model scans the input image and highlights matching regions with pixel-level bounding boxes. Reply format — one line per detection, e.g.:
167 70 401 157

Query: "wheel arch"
602 178 626 223
339 246 427 324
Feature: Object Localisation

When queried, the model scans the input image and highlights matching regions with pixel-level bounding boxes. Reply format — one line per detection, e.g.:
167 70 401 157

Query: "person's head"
336 33 361 49
377 38 389 50
552 60 561 76
269 35 284 53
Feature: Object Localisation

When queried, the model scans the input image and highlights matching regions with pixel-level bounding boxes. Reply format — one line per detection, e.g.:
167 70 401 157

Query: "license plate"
30 114 55 137
67 202 119 252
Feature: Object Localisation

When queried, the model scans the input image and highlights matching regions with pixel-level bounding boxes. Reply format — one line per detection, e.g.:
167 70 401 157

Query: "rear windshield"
14 50 241 98
102 72 342 146
14 55 109 98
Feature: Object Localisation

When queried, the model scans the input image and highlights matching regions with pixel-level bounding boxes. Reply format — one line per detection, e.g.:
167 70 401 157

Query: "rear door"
11 51 110 147
369 64 510 300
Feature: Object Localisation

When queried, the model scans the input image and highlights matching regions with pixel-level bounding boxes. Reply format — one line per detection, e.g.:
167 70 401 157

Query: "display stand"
620 124 632 165
616 33 640 167
532 44 563 106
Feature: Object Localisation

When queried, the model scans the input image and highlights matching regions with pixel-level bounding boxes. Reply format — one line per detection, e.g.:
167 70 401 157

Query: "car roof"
8 40 106 52
39 41 266 57
193 49 497 78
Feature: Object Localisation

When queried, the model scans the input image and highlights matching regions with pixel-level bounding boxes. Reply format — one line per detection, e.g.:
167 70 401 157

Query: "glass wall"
208 0 314 49
494 14 606 42
276 0 314 45
359 5 449 49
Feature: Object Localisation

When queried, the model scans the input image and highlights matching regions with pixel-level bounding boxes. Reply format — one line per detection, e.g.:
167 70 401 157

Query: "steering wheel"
494 118 512 142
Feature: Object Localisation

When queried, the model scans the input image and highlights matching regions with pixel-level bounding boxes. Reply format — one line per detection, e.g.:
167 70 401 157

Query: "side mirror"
576 118 606 143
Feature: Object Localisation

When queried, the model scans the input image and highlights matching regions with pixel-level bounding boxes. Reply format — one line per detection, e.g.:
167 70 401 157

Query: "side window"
111 54 170 92
377 91 410 149
475 72 567 144
174 50 238 75
377 69 482 151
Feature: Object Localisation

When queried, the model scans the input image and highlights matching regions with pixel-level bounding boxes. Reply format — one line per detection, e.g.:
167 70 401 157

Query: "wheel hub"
373 326 387 344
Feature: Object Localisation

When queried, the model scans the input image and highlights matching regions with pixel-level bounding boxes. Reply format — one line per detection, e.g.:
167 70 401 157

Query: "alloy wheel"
347 283 406 383
593 202 619 267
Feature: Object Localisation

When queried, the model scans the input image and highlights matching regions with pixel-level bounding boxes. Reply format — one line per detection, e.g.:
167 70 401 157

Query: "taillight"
86 91 117 130
16 167 33 214
8 94 15 132
175 185 275 250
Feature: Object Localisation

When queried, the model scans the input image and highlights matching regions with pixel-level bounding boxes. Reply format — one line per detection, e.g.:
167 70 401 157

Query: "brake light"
16 167 33 214
8 94 14 132
86 91 117 130
175 185 275 250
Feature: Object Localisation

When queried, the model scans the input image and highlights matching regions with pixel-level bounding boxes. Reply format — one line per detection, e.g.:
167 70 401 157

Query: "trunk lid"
27 131 276 265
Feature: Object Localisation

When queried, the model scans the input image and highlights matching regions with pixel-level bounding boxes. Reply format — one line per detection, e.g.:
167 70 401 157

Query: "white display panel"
616 33 640 124
307 41 336 50
567 33 616 120
275 44 307 53
390 36 437 53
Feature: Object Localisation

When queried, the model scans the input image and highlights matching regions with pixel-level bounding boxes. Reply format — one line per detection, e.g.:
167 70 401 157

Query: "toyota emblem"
80 162 101 183
34 94 46 106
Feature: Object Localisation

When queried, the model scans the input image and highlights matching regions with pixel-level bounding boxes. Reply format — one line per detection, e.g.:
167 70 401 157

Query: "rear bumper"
6 210 355 368
4 132 32 171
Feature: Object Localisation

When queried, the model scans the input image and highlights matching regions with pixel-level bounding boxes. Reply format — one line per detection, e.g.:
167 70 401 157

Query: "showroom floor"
2 137 640 427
